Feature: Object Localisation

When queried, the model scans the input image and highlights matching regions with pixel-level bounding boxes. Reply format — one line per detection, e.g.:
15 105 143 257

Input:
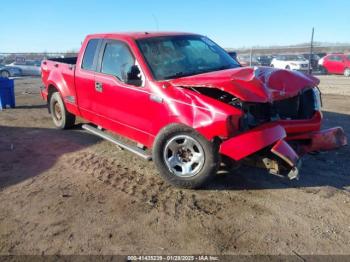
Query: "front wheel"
344 68 350 77
153 124 220 189
49 92 75 129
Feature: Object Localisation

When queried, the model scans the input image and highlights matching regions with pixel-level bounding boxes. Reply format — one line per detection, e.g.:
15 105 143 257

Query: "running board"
82 124 152 161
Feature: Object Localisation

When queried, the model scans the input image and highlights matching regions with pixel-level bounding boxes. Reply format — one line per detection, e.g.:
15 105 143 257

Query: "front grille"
241 88 316 129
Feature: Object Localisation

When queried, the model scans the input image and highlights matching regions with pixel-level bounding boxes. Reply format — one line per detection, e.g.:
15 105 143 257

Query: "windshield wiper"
164 71 195 79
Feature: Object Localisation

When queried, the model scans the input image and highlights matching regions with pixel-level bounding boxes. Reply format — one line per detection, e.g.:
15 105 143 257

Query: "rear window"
82 39 99 71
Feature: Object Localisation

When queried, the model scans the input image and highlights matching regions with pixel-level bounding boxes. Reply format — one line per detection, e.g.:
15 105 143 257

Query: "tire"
152 124 220 189
49 92 75 129
320 66 328 75
344 68 350 77
285 65 291 70
0 70 10 78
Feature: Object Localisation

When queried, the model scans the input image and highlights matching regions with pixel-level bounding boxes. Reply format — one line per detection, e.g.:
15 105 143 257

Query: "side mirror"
126 65 142 87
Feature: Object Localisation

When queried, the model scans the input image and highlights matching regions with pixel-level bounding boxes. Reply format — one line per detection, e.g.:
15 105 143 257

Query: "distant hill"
226 42 350 55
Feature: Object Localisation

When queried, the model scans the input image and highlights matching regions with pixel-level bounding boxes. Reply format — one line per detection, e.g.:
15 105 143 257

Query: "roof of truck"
86 32 199 40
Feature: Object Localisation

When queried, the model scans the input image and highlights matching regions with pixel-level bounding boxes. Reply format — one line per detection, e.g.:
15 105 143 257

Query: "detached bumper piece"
220 124 301 180
303 127 347 153
271 140 301 180
287 127 347 154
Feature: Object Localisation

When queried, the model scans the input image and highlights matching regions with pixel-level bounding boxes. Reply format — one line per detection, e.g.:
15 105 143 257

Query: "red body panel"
219 124 286 161
40 32 346 169
322 54 350 74
271 140 299 167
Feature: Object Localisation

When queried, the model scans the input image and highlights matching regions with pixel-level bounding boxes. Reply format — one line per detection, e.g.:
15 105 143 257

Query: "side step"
82 124 152 161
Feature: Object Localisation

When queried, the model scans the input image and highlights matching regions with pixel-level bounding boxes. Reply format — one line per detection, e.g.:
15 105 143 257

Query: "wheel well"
47 85 59 113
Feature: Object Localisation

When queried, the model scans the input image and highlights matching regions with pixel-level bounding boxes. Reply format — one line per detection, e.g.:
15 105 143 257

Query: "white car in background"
6 60 41 76
270 55 309 71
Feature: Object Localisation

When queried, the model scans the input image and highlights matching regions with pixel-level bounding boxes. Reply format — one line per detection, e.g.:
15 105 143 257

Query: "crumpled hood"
169 67 320 103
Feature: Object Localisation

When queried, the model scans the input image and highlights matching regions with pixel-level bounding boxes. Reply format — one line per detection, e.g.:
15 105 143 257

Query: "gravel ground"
0 75 349 256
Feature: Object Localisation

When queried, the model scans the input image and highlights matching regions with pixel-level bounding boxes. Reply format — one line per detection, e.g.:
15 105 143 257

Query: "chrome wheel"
163 135 205 177
53 101 62 121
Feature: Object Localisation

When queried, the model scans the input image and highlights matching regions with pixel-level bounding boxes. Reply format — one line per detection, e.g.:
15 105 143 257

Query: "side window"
329 55 342 61
100 41 135 82
82 39 99 71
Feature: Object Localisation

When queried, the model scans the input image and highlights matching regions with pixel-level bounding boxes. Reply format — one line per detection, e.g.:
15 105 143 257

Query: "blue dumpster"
0 77 15 110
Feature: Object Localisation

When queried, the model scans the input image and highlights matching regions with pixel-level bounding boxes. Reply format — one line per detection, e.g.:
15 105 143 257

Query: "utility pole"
308 27 314 74
250 47 253 67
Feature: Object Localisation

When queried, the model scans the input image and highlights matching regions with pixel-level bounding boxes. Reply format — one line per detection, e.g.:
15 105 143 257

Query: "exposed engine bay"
189 86 321 131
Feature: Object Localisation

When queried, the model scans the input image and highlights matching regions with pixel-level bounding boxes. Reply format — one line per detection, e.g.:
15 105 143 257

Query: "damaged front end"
171 67 347 179
219 123 302 179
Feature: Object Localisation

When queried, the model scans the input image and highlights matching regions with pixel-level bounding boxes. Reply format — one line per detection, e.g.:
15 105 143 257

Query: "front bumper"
219 123 347 179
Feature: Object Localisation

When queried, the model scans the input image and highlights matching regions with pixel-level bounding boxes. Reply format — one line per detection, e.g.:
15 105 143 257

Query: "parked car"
237 55 260 67
318 54 350 76
301 53 320 71
40 32 347 189
7 60 41 76
227 51 238 61
315 52 327 59
256 55 272 66
0 64 22 78
270 55 309 71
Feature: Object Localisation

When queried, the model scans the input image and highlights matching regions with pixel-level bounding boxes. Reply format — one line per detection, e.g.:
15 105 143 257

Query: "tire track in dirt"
66 151 224 219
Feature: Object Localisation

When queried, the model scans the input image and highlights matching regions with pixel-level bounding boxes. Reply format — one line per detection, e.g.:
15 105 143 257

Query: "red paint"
40 32 346 171
271 140 299 167
320 54 350 75
219 124 286 160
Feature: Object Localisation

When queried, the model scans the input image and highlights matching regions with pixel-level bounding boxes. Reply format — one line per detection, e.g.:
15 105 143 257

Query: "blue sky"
1 0 349 52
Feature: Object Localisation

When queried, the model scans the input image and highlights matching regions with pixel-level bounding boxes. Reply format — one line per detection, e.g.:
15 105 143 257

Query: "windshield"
136 35 240 80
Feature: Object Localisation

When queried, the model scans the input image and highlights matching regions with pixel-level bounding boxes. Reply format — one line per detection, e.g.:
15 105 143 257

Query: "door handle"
95 82 103 92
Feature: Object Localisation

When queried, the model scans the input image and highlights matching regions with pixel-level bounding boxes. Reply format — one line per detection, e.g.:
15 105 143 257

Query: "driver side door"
93 39 155 145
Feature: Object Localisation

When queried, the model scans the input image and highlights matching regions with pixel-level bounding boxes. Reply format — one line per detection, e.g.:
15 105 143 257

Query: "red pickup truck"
40 32 347 188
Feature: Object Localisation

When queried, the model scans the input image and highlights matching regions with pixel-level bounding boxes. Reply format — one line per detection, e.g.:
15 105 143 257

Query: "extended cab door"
93 39 160 145
75 38 102 123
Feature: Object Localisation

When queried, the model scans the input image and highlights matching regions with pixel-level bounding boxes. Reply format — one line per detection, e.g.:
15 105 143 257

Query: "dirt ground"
0 75 349 256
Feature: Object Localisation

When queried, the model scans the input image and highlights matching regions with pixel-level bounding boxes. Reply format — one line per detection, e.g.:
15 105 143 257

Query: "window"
82 39 99 70
329 55 342 61
100 41 135 82
137 35 239 80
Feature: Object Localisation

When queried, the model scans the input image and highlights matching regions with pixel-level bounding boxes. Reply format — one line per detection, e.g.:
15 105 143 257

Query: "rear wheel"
0 70 10 78
49 92 75 129
320 66 328 75
285 65 291 70
153 124 220 189
344 68 350 77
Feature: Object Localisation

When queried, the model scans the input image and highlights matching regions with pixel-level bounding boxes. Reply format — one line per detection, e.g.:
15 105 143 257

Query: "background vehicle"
318 54 350 76
237 55 261 67
301 53 320 71
40 32 346 189
270 55 309 71
7 60 41 76
256 55 272 66
227 51 238 62
0 64 22 78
